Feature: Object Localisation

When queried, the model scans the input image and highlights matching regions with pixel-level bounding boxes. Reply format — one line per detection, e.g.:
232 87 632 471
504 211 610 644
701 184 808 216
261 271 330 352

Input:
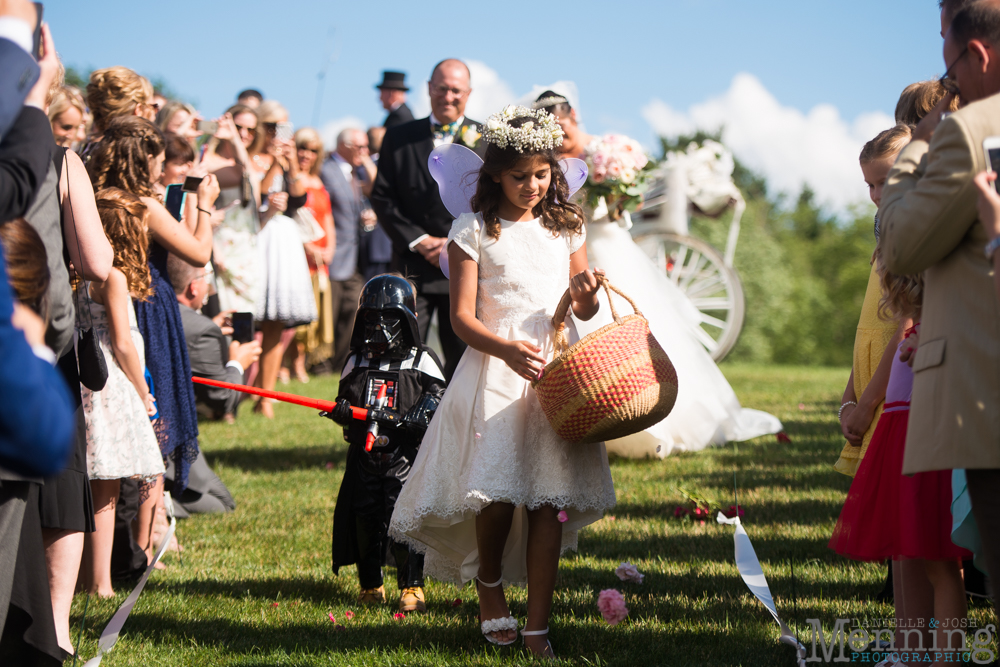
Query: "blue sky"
48 0 946 211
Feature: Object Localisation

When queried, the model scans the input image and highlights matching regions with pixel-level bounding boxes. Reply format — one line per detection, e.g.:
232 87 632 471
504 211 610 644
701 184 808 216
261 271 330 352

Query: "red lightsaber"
364 383 388 452
190 376 368 419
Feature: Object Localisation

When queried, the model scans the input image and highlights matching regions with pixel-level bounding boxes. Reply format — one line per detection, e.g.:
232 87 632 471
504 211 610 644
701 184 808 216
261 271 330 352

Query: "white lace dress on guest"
389 212 616 586
212 185 260 314
76 286 165 481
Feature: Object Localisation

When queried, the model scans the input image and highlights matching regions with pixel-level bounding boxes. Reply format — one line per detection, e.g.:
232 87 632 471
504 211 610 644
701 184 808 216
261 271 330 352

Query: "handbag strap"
550 272 644 354
63 153 97 331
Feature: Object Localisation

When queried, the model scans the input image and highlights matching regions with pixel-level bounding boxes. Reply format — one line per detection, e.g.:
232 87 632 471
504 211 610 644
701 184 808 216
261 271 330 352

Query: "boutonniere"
460 123 481 148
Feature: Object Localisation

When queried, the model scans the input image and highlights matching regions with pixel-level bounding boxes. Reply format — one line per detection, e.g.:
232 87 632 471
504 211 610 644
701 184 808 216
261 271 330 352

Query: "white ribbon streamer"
717 512 806 666
83 509 176 666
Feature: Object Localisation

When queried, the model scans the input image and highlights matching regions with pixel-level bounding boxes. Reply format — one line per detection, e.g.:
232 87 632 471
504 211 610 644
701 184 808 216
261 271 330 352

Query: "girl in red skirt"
830 256 969 664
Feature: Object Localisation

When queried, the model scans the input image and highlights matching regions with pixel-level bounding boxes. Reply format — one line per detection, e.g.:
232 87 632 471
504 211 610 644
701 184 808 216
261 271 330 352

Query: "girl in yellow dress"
834 126 911 476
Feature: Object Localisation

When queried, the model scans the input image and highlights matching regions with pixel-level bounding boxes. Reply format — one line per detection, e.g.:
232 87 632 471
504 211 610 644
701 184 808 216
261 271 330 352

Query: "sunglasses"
939 46 968 95
298 145 320 154
235 124 257 135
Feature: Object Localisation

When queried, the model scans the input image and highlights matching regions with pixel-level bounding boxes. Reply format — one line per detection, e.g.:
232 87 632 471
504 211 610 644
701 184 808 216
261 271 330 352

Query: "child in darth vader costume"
324 274 446 612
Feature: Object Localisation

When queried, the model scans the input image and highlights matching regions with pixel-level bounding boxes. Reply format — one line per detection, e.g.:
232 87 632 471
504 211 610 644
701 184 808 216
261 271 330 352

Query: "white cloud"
410 60 517 121
320 116 365 153
642 73 895 211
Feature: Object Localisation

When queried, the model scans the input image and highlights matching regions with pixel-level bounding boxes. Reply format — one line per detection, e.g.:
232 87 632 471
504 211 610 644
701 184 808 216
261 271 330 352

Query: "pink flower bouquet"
583 134 653 217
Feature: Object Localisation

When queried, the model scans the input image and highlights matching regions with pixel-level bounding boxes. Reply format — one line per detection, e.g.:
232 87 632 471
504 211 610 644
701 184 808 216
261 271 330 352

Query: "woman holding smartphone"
201 106 264 316
251 101 317 417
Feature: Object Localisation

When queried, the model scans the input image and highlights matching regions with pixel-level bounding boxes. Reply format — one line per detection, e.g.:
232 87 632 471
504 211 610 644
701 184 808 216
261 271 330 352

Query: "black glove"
321 398 354 425
402 393 441 437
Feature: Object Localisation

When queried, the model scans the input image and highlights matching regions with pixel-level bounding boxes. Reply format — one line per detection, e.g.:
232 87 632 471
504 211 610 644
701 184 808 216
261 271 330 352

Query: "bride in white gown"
532 90 782 458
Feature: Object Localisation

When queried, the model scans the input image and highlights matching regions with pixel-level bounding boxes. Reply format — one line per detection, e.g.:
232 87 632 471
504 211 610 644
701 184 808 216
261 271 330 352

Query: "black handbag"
76 322 108 391
63 153 108 391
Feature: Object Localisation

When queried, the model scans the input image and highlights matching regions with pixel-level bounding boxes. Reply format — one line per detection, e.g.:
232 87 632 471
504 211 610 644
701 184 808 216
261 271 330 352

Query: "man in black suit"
0 7 61 223
370 59 486 378
377 71 413 129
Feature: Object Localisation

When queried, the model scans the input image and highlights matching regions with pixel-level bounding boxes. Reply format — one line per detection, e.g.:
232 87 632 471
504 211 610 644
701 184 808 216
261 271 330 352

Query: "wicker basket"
531 275 678 444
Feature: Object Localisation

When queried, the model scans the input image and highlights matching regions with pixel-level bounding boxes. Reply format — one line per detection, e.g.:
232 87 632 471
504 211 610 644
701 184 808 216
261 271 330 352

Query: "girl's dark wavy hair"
470 116 584 240
87 116 165 200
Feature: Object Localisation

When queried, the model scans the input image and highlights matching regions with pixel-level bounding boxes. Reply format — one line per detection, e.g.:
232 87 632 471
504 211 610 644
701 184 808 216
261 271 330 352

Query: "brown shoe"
399 586 426 613
358 585 386 604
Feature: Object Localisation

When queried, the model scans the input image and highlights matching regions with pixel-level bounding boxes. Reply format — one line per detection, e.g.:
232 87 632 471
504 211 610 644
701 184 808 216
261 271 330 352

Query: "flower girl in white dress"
389 107 616 658
78 188 165 596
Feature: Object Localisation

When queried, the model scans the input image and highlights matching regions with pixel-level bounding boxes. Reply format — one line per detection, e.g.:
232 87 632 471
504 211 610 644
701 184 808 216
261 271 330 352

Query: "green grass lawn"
66 364 997 666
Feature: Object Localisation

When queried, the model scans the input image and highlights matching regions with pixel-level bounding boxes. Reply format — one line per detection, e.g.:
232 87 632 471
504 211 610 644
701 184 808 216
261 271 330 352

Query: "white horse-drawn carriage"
630 140 746 361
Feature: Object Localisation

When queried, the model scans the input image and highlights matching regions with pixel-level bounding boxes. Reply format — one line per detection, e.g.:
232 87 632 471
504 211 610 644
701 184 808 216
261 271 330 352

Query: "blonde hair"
860 125 913 164
47 85 86 124
86 66 154 134
895 80 960 125
155 100 195 134
45 61 66 109
875 247 923 321
294 127 324 176
256 100 288 124
94 188 154 301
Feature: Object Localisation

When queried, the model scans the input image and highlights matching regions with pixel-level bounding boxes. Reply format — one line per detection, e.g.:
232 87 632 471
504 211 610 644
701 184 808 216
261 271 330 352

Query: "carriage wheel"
631 231 745 361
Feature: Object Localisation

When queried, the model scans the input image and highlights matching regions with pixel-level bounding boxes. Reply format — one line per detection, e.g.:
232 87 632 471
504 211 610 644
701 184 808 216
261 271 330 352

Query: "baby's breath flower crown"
482 105 564 153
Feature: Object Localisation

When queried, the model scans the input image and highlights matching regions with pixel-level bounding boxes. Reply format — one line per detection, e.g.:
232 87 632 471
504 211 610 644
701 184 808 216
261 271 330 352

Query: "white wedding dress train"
576 220 782 458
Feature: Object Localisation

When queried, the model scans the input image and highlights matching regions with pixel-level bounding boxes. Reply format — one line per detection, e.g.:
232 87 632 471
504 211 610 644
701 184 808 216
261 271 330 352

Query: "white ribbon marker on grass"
83 505 177 666
717 512 806 667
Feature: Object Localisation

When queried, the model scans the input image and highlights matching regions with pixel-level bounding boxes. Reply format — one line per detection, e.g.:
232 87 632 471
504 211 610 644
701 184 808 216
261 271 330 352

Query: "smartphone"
31 4 43 60
182 175 204 193
984 137 1000 193
276 122 294 142
231 312 255 344
197 119 218 135
164 183 185 221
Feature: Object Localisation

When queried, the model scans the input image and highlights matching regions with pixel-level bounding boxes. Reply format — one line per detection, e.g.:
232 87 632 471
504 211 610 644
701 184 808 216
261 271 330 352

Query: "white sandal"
522 627 555 659
476 576 517 646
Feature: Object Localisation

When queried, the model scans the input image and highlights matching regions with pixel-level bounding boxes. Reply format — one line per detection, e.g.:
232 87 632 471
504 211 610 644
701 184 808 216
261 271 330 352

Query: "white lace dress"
389 213 616 586
76 287 165 481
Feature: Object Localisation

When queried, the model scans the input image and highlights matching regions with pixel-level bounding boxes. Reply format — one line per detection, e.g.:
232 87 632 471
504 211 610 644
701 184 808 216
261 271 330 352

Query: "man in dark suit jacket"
166 254 261 420
370 59 486 378
0 0 40 140
377 71 414 129
0 12 61 223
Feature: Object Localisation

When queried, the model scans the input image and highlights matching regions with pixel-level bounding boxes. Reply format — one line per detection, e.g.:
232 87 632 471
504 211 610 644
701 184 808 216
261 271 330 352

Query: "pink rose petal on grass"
615 562 644 584
328 612 336 623
335 624 346 632
344 610 355 620
597 589 629 625
452 598 462 607
394 612 405 620
272 602 279 607
557 510 568 523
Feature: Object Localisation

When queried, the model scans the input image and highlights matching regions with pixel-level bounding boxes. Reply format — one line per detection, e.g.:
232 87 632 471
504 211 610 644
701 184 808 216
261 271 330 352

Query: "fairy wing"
560 158 588 196
428 144 484 219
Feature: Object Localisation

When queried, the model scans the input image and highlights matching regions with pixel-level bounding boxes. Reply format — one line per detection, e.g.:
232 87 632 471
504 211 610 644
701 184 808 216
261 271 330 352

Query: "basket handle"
551 272 644 354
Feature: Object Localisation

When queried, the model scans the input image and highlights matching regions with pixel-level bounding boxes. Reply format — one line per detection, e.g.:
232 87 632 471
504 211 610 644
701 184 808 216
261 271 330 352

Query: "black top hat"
376 71 409 91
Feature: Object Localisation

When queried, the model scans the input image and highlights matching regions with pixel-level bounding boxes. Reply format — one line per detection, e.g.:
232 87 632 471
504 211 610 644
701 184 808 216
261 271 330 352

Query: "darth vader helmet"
350 274 421 359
